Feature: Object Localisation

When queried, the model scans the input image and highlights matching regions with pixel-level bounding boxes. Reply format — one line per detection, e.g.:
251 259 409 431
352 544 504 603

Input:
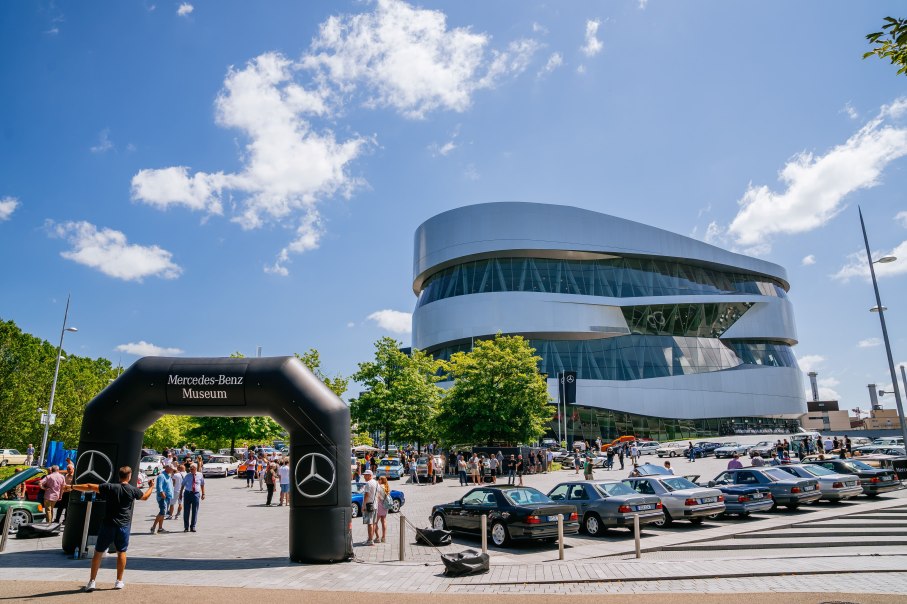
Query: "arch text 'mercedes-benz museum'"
411 202 806 441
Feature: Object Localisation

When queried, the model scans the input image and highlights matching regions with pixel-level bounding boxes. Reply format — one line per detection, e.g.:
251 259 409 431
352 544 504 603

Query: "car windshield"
801 464 836 477
380 459 401 466
209 456 231 463
845 460 875 471
660 477 698 491
718 444 739 448
763 468 792 481
503 488 551 506
594 482 637 497
140 456 159 462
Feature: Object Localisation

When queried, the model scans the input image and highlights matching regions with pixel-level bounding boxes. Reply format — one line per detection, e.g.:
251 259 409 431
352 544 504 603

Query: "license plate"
803 486 815 491
636 504 655 511
751 493 764 499
846 481 856 487
701 497 717 503
545 515 559 522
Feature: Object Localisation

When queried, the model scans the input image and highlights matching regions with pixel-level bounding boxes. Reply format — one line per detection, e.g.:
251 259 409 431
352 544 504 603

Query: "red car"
22 470 48 501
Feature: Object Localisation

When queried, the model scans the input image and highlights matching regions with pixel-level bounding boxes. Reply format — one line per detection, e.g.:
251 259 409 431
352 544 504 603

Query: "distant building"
799 400 852 431
411 202 806 441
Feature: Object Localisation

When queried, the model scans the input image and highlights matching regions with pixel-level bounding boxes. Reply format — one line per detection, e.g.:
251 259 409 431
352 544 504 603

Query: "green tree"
865 17 907 75
437 334 551 446
351 430 374 447
143 415 196 450
295 348 349 398
349 337 444 452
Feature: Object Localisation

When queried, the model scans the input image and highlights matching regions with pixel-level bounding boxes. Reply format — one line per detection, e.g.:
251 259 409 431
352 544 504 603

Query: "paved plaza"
1 452 906 598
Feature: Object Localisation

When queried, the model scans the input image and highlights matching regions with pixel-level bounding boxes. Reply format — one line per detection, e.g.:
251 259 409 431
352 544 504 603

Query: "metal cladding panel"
546 366 807 419
720 298 799 344
413 202 789 292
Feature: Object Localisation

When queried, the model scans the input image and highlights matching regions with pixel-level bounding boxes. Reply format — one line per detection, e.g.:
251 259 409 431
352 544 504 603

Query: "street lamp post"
859 207 907 448
38 295 77 467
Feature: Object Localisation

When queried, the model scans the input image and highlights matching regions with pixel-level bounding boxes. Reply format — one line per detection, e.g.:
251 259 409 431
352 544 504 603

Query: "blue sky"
2 0 907 413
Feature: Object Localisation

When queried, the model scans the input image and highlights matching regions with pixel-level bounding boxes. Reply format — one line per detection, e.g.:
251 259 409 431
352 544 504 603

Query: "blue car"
351 481 405 518
707 483 774 516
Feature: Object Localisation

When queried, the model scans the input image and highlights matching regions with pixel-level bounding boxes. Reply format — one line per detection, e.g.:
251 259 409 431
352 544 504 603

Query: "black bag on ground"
16 522 63 539
415 527 452 546
441 548 490 576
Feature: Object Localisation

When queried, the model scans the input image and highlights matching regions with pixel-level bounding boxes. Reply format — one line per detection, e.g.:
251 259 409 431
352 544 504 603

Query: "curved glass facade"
622 303 752 338
555 406 801 441
417 256 787 307
430 337 798 381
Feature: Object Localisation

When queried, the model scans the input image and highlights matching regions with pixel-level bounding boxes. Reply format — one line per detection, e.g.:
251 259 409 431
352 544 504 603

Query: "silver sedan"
623 475 725 526
548 480 664 536
774 464 863 501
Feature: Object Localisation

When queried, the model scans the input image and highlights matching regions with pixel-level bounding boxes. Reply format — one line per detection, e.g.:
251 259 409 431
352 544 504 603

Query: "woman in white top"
169 465 186 519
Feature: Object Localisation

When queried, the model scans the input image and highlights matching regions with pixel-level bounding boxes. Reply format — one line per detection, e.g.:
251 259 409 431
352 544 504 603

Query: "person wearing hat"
362 469 379 545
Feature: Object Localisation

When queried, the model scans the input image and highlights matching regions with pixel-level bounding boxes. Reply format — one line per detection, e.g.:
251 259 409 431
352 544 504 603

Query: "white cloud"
797 354 825 374
463 163 480 180
47 220 182 281
367 309 412 334
177 3 193 17
537 52 563 77
576 64 586 74
347 321 355 328
301 0 540 119
726 97 907 252
90 128 114 153
531 22 548 35
858 337 882 348
801 254 816 266
832 239 907 281
264 211 323 276
0 196 19 221
638 0 649 8
116 341 184 356
896 211 907 228
429 126 460 157
581 19 603 57
842 102 859 120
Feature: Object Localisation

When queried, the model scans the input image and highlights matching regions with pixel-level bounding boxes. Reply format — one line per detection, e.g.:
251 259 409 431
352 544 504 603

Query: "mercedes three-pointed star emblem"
294 452 336 499
75 450 114 484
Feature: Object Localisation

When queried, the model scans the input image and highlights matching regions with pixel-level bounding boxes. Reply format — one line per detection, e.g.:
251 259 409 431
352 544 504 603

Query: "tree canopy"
349 337 444 451
436 334 551 446
865 17 907 76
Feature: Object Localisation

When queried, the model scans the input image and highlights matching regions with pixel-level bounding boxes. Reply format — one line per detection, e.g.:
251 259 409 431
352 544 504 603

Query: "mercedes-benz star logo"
566 375 575 384
294 453 336 499
75 450 114 484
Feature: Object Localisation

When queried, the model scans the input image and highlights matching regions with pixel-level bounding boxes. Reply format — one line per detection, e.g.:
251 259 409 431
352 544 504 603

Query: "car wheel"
391 498 402 513
351 503 360 518
0 460 7 467
670 451 676 458
432 513 447 530
583 513 603 537
690 517 704 525
490 521 510 547
785 503 799 510
660 510 674 526
7 508 32 534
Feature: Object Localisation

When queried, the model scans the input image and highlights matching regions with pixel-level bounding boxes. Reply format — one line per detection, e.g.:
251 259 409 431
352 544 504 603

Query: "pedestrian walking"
39 466 65 523
688 441 696 463
506 455 516 485
469 454 480 485
409 454 418 484
25 444 34 466
278 459 290 506
488 454 498 483
516 454 525 486
264 462 278 506
168 464 185 520
618 446 625 471
457 456 467 486
362 469 378 545
376 476 390 543
67 465 155 591
150 465 173 534
178 463 205 532
583 454 593 480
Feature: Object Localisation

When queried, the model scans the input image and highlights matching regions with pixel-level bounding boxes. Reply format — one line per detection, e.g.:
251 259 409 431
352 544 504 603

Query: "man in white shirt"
277 461 290 506
362 469 378 545
168 464 185 520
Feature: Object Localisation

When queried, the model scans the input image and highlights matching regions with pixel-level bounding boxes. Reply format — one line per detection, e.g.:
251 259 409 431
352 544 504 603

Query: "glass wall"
430 336 798 381
417 256 787 307
553 406 801 442
622 303 752 338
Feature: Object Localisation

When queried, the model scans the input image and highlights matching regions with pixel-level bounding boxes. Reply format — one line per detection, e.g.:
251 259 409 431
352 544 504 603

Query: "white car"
203 455 240 478
0 449 27 467
139 455 165 476
656 442 687 458
638 442 661 456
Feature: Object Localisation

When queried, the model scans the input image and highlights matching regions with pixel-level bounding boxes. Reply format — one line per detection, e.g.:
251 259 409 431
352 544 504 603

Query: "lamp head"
65 327 78 332
870 306 887 313
876 255 897 264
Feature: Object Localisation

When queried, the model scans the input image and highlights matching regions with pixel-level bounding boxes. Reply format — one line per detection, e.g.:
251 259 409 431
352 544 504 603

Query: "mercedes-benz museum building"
411 202 806 441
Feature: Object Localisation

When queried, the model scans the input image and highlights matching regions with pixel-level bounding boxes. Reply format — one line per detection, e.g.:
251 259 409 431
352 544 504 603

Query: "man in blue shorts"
66 465 155 591
149 464 173 534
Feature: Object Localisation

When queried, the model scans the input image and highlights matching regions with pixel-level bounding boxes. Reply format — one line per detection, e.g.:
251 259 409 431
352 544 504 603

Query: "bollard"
399 515 406 562
633 513 641 559
77 493 94 559
557 514 564 560
481 514 487 553
0 507 12 553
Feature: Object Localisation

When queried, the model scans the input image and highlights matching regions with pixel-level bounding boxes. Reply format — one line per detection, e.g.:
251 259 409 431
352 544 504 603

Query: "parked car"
872 437 904 447
773 464 863 501
0 449 28 467
350 481 405 517
695 442 723 456
415 456 444 483
683 443 706 459
541 438 558 449
623 469 725 525
139 455 166 476
713 443 750 459
202 455 240 478
708 467 821 509
550 448 572 462
375 458 405 480
854 445 906 457
548 480 663 536
803 459 902 497
748 441 777 458
637 442 661 456
706 481 774 517
22 469 48 501
656 442 687 458
431 485 579 547
0 467 46 534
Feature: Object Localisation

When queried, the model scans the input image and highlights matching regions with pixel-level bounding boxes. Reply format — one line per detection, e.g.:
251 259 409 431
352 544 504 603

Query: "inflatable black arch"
61 356 352 563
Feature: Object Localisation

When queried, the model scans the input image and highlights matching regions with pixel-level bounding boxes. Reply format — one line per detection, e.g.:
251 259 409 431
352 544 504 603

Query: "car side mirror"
707 480 715 487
